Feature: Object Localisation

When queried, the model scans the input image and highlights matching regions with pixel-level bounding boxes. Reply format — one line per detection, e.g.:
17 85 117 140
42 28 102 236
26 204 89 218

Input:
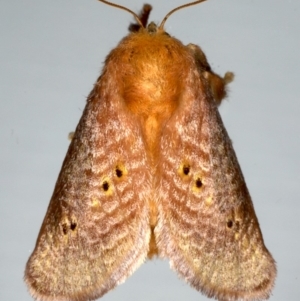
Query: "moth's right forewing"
156 67 276 301
25 69 152 301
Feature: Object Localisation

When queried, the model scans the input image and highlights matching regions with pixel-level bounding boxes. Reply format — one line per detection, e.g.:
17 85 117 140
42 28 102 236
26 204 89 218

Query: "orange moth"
25 1 276 301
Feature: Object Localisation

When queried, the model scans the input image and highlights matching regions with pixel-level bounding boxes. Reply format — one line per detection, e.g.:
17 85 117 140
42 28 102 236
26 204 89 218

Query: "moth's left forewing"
25 55 152 301
156 46 276 301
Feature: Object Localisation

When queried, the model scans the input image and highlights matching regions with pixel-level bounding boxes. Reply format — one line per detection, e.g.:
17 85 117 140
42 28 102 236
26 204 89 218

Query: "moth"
25 1 277 301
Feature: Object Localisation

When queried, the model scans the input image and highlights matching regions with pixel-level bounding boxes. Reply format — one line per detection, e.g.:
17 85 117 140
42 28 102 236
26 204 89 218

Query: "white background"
0 0 299 300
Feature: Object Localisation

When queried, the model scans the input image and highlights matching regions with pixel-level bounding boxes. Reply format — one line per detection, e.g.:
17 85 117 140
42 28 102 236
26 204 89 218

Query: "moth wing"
25 83 151 301
156 79 276 300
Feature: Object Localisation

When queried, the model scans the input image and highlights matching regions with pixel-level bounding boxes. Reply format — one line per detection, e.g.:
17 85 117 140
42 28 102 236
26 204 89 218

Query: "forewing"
156 80 276 301
25 82 151 301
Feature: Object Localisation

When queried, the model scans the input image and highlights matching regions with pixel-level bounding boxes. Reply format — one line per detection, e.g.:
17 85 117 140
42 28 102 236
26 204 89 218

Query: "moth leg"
128 4 152 32
187 43 234 105
68 131 75 141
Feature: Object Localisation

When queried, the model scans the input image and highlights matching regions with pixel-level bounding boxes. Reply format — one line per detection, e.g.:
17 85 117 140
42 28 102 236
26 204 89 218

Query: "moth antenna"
97 0 143 28
159 0 207 30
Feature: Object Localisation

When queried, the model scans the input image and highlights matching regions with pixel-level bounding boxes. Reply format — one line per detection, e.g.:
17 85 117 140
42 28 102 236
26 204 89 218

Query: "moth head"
97 0 208 32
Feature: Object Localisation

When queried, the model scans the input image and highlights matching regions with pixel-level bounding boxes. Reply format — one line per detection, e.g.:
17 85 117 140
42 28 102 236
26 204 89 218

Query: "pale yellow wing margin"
25 78 151 301
156 79 276 301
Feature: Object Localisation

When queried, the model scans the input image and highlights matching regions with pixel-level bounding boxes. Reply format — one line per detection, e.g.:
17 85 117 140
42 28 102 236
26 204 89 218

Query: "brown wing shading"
25 75 151 301
156 77 276 301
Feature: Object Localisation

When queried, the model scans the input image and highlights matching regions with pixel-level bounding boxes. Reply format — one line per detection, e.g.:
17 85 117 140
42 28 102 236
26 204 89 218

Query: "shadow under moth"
25 1 277 301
